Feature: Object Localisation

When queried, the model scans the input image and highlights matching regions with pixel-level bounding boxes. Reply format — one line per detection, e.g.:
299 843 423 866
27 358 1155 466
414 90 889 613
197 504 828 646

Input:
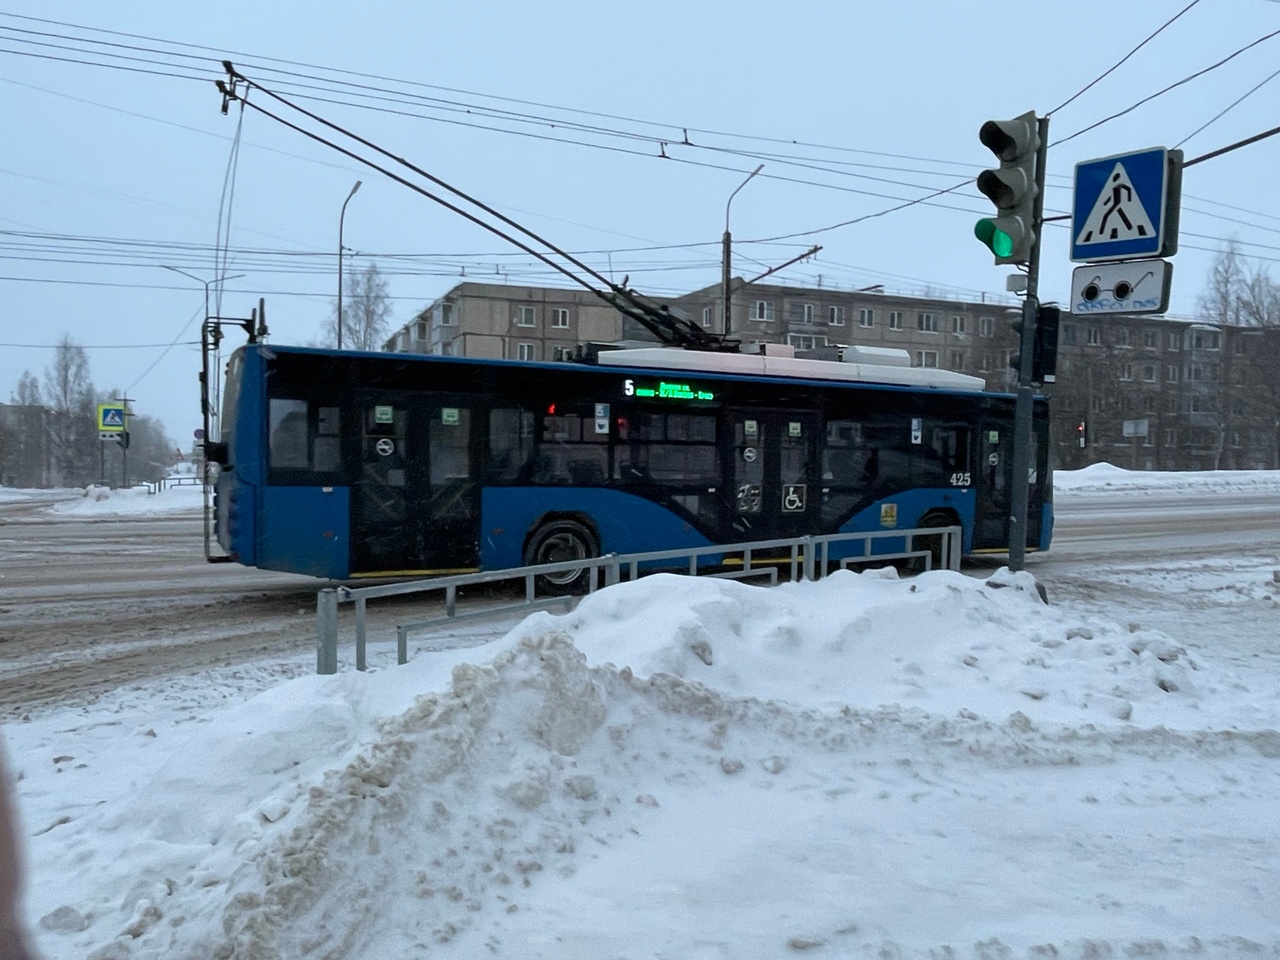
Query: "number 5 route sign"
1071 147 1182 263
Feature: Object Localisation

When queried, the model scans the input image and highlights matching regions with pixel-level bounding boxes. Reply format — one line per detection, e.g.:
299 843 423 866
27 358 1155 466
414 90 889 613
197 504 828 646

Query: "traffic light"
1076 420 1088 448
975 110 1039 264
1033 304 1060 384
1007 303 1060 385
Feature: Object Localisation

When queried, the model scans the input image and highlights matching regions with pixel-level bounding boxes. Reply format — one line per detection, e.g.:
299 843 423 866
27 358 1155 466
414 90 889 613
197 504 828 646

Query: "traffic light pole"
1006 115 1050 572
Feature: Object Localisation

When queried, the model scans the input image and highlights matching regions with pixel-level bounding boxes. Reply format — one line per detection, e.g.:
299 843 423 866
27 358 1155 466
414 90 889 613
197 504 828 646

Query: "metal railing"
315 524 961 674
145 475 202 494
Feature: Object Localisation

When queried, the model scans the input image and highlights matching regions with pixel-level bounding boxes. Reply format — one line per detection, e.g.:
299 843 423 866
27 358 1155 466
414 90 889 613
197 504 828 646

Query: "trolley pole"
1006 115 1050 572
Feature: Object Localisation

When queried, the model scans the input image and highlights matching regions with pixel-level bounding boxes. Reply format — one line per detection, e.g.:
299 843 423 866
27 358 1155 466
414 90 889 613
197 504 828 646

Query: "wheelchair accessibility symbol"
782 483 806 513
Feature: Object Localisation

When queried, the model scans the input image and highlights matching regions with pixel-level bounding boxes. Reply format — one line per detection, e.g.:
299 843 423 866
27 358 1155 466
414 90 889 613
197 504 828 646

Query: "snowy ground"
4 466 1280 960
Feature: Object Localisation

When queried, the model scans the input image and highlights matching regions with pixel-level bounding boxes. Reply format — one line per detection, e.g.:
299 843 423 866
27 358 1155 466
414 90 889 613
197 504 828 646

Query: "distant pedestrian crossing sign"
1071 147 1181 263
97 403 126 431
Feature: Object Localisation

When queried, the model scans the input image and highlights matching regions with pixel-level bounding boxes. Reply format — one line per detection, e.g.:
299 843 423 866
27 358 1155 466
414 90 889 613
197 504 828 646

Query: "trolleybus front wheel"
524 518 599 595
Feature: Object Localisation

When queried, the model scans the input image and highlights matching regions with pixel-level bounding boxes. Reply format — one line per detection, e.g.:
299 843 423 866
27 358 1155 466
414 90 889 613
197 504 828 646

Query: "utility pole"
115 395 135 488
722 164 763 337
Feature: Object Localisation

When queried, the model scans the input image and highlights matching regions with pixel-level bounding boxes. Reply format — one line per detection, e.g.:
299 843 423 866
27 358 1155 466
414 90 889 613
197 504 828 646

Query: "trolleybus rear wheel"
524 519 599 595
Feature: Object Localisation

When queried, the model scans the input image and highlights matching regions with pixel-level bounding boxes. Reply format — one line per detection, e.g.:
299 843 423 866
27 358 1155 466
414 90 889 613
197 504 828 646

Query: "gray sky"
3 0 1278 443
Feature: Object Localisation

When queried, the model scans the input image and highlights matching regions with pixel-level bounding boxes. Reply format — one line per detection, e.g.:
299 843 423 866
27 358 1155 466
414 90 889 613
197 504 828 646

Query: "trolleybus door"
724 410 820 543
353 394 479 573
973 419 1041 550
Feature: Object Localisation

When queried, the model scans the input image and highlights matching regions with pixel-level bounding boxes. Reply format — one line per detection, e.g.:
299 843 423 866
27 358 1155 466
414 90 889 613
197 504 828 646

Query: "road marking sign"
1071 147 1181 262
97 403 126 431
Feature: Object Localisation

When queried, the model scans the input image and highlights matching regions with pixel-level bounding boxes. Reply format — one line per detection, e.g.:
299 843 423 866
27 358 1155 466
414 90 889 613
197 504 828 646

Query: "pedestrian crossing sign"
97 403 126 431
1071 147 1181 263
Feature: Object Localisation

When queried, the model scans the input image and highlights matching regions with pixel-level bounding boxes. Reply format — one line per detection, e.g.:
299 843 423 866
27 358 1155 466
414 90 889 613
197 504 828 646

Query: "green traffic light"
974 218 1014 258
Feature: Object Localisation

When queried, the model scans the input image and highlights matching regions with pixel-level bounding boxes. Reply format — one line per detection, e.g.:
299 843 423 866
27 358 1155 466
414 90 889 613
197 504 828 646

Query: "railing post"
355 597 367 672
316 588 338 675
803 536 815 581
397 625 408 665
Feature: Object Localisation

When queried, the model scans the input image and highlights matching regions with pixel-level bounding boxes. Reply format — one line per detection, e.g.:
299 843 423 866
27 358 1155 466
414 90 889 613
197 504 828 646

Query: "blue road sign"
97 403 126 431
1072 147 1173 263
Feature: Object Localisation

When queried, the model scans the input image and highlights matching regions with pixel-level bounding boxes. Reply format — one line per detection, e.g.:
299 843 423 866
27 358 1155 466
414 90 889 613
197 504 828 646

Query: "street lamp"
161 265 246 322
721 163 764 338
337 180 363 350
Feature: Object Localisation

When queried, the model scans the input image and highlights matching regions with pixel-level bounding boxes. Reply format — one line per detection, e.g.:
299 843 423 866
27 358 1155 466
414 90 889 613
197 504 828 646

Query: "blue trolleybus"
202 340 1052 583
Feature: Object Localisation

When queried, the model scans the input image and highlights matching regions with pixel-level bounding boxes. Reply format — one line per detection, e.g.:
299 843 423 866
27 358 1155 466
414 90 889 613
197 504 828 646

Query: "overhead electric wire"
2 10 1277 303
1052 26 1280 147
1176 64 1280 148
1046 0 1202 116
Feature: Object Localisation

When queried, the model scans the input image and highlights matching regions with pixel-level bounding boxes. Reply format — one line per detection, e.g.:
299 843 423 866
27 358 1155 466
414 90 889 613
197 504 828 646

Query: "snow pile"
48 481 204 517
1055 462 1280 495
21 568 1280 960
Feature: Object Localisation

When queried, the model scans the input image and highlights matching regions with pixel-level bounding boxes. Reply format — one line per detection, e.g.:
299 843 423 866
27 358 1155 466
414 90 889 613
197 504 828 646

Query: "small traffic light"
1034 304 1060 384
975 111 1039 264
1007 303 1061 385
1076 420 1088 448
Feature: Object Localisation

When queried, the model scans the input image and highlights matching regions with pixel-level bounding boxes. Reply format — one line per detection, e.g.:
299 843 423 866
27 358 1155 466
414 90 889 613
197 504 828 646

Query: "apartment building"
384 280 1280 472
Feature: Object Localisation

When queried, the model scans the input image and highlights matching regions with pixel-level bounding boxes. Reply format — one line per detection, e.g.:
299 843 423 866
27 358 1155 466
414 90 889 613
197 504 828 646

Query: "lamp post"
337 180 363 350
160 265 246 322
721 163 763 338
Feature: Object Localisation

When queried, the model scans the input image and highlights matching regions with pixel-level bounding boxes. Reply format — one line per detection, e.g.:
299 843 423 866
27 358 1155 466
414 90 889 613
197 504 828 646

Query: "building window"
1142 364 1156 382
917 312 938 333
914 350 939 368
551 308 570 329
1003 349 1016 369
859 308 875 328
1166 396 1178 414
517 342 535 361
1087 327 1101 346
828 305 845 326
785 301 815 323
1119 363 1133 381
1192 330 1220 350
1165 428 1177 445
948 351 965 371
1143 330 1158 348
516 306 536 327
787 334 827 350
1166 364 1178 382
1115 327 1131 347
950 315 967 335
440 342 454 357
552 345 574 361
979 315 994 337
1188 364 1202 382
1143 397 1156 413
752 300 775 322
702 306 713 328
441 303 457 326
978 353 991 372
1167 332 1180 351
414 320 429 340
1189 395 1203 413
888 311 903 330
1091 396 1105 413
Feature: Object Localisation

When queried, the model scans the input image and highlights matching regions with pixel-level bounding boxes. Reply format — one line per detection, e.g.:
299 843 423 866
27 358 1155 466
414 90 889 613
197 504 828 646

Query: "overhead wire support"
215 61 731 352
